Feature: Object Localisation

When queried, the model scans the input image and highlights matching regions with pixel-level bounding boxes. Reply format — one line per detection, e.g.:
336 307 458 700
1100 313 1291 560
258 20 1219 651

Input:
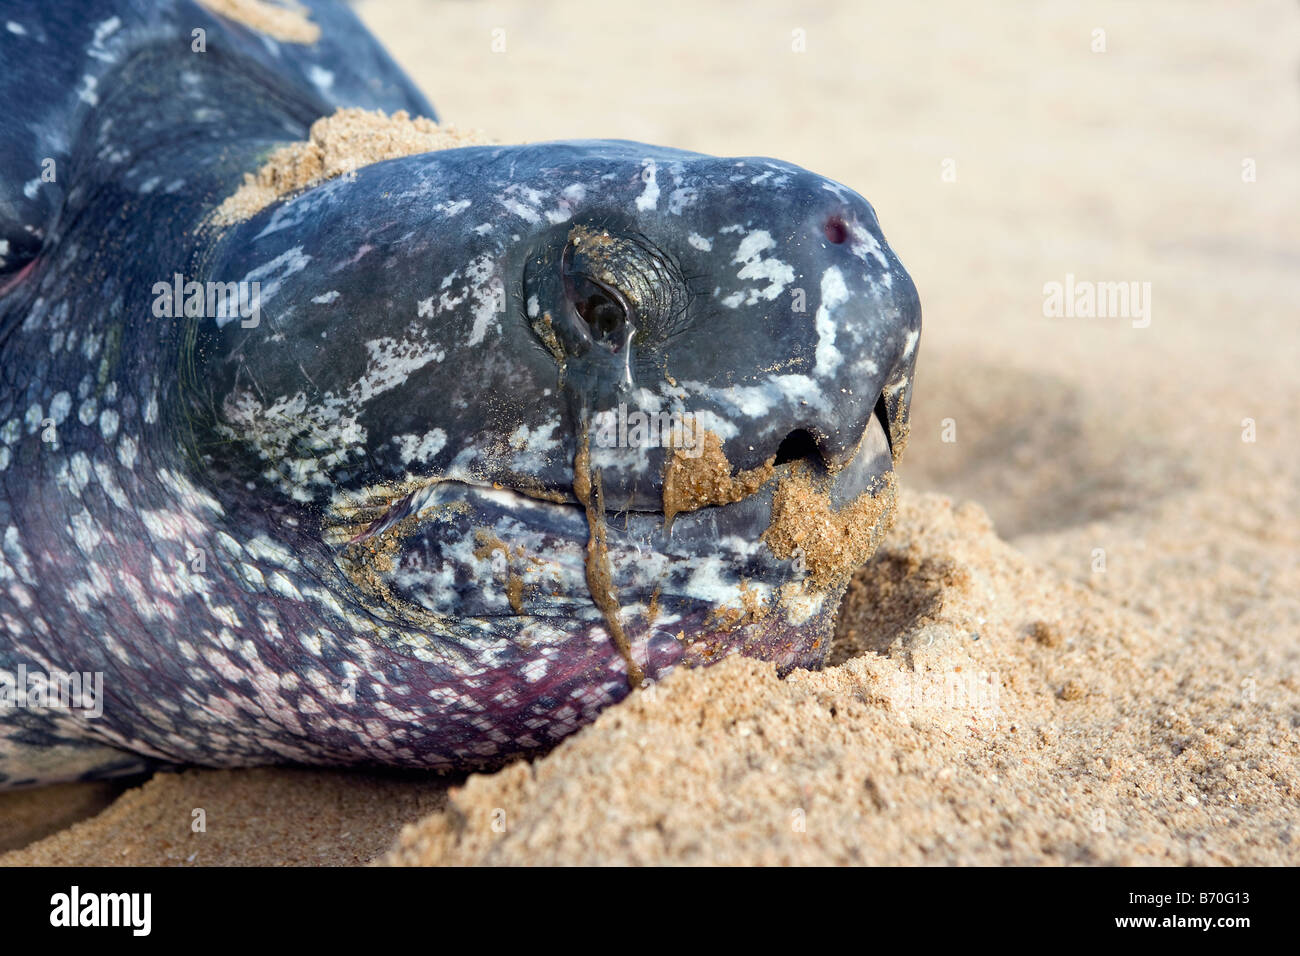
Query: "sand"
211 108 492 225
662 431 776 524
197 0 321 45
763 468 897 592
3 0 1297 865
385 491 1297 866
2 769 449 866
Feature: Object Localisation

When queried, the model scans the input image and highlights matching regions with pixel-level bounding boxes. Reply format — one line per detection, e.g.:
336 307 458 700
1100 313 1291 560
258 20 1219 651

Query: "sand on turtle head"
661 430 775 525
210 108 496 226
762 469 898 593
197 0 322 45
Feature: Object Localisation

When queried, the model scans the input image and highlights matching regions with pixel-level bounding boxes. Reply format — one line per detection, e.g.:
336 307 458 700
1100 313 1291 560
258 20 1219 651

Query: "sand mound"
380 491 1296 866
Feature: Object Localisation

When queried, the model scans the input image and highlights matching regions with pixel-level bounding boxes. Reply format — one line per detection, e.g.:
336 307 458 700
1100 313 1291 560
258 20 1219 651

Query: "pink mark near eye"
824 216 849 245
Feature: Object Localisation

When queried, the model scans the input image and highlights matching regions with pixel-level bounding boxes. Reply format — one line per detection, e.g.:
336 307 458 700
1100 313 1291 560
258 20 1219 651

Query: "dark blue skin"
0 0 919 786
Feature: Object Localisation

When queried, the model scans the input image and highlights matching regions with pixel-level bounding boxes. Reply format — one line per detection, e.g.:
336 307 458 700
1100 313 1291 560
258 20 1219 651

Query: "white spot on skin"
140 509 190 543
542 183 587 225
215 532 243 559
687 232 713 252
311 290 339 304
436 199 471 217
93 17 121 44
499 184 546 223
93 459 130 509
4 526 35 585
355 337 444 402
848 221 890 269
499 201 535 223
211 605 243 629
299 631 323 657
635 160 659 211
6 21 27 35
814 266 850 376
87 15 123 63
69 509 102 554
726 229 795 305
691 408 740 440
668 188 697 216
222 326 448 499
851 354 879 378
49 392 72 424
821 180 849 201
681 374 832 418
235 246 312 323
395 429 447 464
117 434 138 469
520 658 549 682
463 255 503 347
99 408 119 440
68 453 91 496
157 468 225 516
308 64 334 90
508 420 561 469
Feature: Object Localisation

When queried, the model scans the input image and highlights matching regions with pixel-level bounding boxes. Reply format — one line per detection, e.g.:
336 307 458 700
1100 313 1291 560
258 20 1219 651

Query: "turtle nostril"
824 216 848 244
774 428 821 466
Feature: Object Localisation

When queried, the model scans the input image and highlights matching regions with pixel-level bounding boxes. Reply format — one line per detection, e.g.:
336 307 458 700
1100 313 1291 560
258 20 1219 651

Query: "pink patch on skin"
0 258 37 297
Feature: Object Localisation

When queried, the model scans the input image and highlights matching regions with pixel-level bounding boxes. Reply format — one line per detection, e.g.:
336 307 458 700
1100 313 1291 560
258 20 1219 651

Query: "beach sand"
3 0 1297 865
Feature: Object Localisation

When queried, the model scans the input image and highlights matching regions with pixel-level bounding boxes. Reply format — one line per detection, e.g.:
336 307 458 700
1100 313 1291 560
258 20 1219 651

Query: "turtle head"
188 140 920 679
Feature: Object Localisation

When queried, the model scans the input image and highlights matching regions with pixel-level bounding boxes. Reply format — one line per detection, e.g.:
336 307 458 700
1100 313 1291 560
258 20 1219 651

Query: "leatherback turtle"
0 0 920 786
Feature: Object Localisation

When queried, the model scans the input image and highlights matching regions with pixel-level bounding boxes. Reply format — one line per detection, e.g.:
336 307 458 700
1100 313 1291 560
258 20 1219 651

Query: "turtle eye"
568 275 631 352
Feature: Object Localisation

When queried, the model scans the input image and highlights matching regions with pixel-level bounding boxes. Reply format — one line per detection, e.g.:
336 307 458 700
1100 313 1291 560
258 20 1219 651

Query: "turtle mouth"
331 405 895 626
348 395 892 545
343 478 580 546
337 385 896 545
